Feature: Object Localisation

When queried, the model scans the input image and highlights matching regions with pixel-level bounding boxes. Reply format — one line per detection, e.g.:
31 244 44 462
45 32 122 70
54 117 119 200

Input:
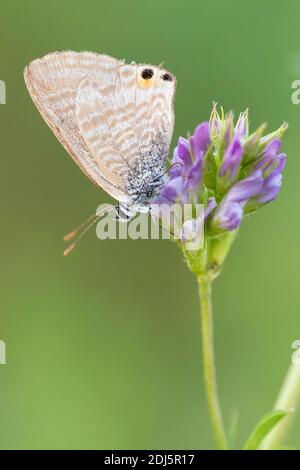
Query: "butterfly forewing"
75 77 132 188
24 51 129 202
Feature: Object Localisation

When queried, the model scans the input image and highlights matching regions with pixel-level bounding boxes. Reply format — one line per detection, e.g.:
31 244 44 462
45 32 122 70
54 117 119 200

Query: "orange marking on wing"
137 78 154 88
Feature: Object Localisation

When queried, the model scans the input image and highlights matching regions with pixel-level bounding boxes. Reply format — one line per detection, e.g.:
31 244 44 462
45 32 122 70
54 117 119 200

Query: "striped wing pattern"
24 51 176 204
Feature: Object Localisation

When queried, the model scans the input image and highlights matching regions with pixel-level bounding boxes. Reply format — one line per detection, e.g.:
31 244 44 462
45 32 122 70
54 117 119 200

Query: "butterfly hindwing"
24 51 176 204
76 62 176 197
133 64 175 156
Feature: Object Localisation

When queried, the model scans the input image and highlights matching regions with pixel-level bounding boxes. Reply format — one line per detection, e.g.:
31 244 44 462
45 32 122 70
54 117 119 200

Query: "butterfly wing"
75 76 139 191
24 51 176 203
76 61 176 200
131 64 175 157
24 51 129 202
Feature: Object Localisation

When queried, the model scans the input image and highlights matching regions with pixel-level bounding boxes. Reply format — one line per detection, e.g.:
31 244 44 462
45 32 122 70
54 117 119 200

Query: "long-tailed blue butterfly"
24 51 176 253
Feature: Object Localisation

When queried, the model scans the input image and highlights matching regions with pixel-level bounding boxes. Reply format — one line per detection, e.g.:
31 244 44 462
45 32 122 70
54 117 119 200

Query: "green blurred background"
0 0 299 450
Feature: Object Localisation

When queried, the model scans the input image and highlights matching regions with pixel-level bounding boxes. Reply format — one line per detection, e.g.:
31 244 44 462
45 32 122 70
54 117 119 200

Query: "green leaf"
243 410 290 450
227 408 239 448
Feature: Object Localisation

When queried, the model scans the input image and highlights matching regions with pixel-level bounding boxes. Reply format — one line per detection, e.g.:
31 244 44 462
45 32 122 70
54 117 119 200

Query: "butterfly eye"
161 73 173 82
141 68 154 80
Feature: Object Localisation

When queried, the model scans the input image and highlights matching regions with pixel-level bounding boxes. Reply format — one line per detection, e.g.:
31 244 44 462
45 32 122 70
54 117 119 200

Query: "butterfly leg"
115 203 137 222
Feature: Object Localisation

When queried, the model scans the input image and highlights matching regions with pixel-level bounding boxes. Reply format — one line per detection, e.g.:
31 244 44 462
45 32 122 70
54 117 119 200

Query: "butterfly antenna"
63 213 98 242
63 206 115 256
63 216 100 256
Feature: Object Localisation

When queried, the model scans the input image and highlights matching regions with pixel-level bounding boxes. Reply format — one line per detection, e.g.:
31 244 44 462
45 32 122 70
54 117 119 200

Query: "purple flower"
255 138 282 170
169 138 191 179
275 153 287 174
235 112 248 137
255 153 286 203
214 171 264 231
181 198 217 244
220 134 243 181
153 106 287 242
183 151 203 199
214 201 244 231
190 122 211 159
257 173 282 204
225 171 264 203
152 177 183 205
164 122 211 204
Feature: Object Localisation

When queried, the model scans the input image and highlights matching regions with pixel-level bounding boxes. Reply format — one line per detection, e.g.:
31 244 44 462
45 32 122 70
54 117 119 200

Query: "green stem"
261 363 300 450
197 275 228 450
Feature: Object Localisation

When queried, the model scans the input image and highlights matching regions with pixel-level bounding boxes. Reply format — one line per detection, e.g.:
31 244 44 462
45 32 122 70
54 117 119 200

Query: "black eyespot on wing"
141 68 154 80
162 73 173 82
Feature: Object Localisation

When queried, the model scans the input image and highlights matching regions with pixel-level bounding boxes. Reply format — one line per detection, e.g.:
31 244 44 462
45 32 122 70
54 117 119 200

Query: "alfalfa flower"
152 105 288 450
153 105 287 276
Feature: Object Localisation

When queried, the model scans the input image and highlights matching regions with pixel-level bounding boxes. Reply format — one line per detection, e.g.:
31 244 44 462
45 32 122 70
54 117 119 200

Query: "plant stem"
197 275 228 450
261 363 300 450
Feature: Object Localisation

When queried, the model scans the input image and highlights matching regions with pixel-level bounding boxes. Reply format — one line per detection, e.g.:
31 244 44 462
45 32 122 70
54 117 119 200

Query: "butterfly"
24 51 176 254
